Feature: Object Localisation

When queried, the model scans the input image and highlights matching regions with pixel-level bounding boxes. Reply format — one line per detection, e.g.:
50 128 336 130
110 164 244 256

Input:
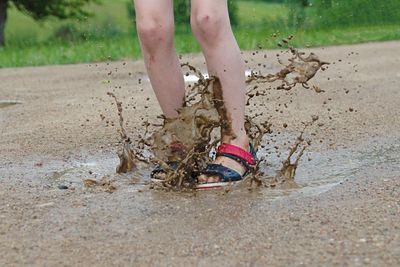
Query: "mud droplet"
58 185 68 190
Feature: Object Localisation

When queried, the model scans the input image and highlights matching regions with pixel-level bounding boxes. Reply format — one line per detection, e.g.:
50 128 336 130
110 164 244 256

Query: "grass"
1 0 399 68
237 1 288 26
306 0 400 29
4 0 133 47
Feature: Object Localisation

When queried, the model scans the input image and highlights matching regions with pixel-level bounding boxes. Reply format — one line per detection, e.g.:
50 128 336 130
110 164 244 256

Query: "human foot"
151 161 180 181
196 142 257 189
150 141 185 181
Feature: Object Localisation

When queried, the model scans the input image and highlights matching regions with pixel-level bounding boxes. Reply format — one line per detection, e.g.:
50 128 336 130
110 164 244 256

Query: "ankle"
222 134 249 151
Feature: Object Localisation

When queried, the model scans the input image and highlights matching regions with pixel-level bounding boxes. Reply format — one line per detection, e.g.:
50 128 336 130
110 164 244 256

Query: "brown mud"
111 43 328 189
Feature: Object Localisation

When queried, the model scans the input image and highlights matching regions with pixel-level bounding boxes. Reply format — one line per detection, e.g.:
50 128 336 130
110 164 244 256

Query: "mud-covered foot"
151 171 167 181
151 141 186 181
151 161 180 181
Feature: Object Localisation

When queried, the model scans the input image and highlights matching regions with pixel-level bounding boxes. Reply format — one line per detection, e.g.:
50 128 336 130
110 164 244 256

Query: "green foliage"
283 0 400 29
173 0 238 26
286 0 309 28
0 0 97 47
174 0 191 25
53 23 84 41
11 0 98 20
248 0 286 3
311 0 400 28
126 0 238 28
1 0 400 67
53 17 122 42
237 1 288 27
1 24 399 68
228 0 239 26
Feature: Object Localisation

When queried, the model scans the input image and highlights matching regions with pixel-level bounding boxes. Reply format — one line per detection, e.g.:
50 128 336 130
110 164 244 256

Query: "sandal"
195 143 257 190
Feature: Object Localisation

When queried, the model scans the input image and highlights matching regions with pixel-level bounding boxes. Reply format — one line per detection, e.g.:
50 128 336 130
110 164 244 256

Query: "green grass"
307 0 400 29
5 0 133 47
237 1 288 26
1 0 400 68
1 25 399 68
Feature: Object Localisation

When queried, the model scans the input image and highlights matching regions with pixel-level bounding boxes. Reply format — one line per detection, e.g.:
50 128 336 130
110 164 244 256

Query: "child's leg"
134 0 185 118
191 0 250 182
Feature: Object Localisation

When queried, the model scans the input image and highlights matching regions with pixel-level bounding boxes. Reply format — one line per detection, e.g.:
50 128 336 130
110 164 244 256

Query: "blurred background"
0 0 399 67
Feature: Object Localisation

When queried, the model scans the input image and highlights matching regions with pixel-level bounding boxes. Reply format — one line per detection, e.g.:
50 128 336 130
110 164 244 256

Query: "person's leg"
134 0 185 118
191 0 250 183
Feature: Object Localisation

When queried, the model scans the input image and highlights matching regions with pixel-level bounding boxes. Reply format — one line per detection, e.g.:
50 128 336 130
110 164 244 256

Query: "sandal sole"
194 181 242 190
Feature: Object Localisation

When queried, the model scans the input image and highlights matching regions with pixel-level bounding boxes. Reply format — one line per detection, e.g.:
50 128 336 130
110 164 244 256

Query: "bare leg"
191 0 250 182
134 0 185 118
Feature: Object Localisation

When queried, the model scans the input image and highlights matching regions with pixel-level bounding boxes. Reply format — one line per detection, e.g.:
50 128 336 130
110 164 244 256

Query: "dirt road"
1 41 399 266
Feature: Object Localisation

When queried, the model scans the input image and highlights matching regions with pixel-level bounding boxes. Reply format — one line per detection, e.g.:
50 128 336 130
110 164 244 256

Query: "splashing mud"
108 43 329 190
278 121 315 181
246 48 329 90
107 92 150 173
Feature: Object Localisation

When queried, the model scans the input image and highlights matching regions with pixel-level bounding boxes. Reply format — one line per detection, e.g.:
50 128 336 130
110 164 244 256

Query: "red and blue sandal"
195 143 257 190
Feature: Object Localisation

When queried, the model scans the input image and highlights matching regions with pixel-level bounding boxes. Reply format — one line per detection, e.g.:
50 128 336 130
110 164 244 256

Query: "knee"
136 18 174 52
191 10 226 43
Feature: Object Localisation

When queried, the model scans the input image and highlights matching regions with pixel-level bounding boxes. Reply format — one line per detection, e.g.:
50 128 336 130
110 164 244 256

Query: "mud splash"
107 92 138 173
246 47 329 90
109 43 329 190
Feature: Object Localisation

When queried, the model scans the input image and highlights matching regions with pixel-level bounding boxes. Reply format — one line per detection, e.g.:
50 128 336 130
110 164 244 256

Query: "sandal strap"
217 143 256 166
200 144 258 184
217 153 252 174
202 164 243 182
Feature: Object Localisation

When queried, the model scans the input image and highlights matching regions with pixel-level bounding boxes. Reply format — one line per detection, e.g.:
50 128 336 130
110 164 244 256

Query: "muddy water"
35 135 400 200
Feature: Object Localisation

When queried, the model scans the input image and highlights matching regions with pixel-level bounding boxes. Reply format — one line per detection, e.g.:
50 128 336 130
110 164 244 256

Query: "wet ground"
1 41 400 266
0 100 22 109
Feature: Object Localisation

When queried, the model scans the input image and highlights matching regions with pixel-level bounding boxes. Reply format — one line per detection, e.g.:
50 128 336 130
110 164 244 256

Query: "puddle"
256 135 400 199
0 100 22 109
41 154 150 191
37 136 400 200
118 51 329 187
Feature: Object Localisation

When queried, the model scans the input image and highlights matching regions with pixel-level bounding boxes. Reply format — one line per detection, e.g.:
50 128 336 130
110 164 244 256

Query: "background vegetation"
0 0 399 67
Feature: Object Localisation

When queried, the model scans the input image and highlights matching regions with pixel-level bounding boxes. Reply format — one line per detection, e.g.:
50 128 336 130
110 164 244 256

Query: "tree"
0 0 96 47
0 0 7 46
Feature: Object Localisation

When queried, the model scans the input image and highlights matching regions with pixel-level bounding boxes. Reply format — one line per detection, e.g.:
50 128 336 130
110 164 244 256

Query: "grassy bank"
0 0 399 68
